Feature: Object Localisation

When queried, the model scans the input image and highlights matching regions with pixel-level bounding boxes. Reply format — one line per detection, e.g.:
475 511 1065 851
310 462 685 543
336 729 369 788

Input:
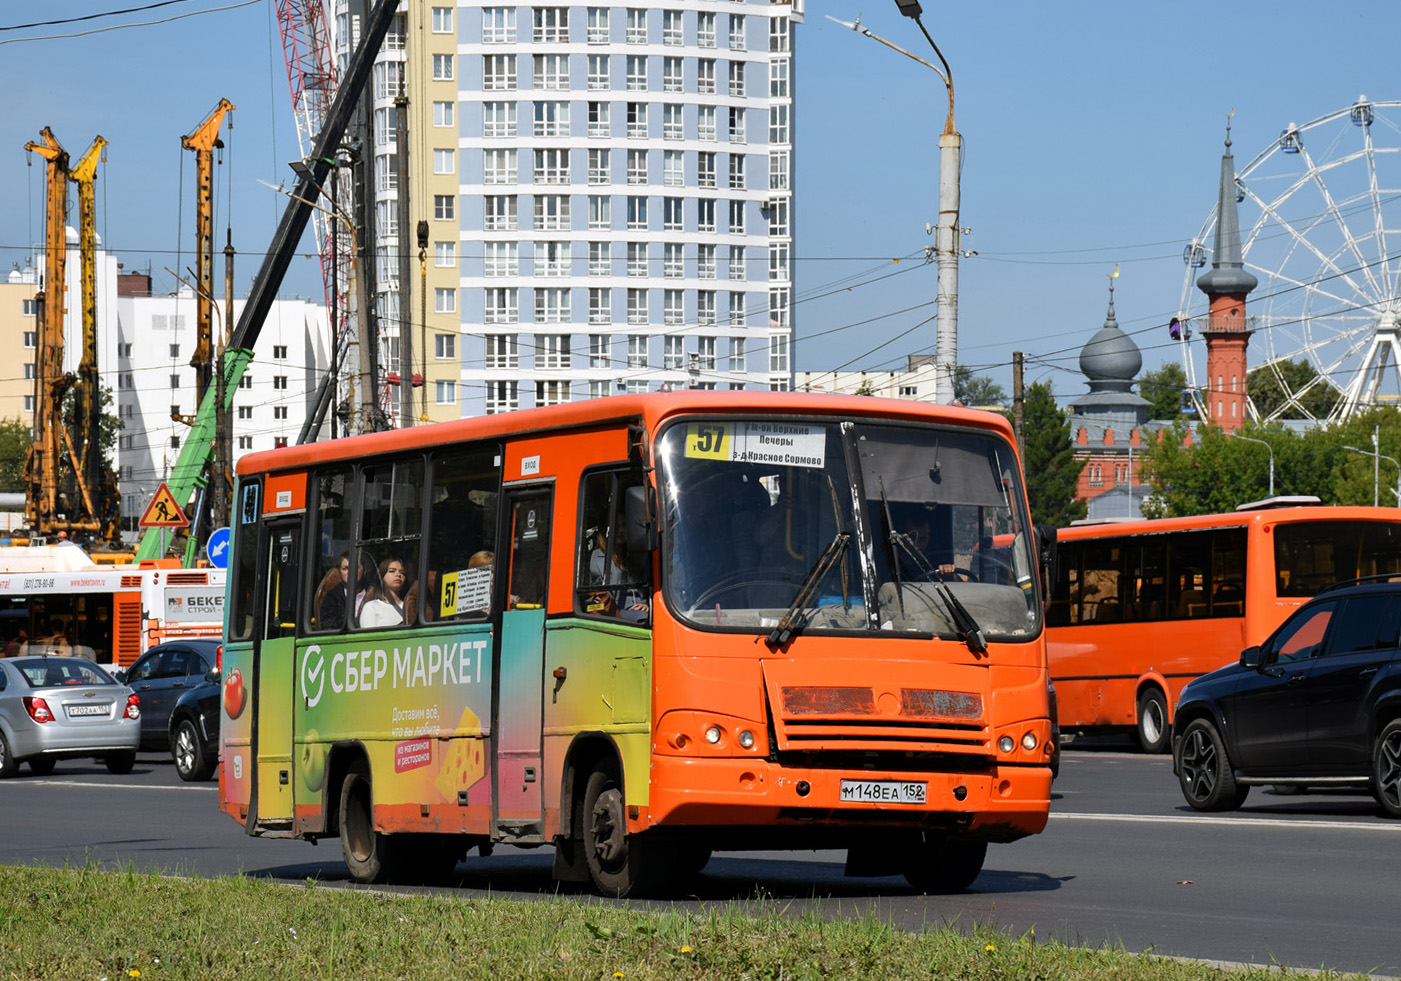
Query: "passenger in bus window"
4 628 25 656
357 553 404 628
314 554 351 631
362 556 409 627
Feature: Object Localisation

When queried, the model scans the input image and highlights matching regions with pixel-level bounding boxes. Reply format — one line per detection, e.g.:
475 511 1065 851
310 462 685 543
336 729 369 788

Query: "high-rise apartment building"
352 0 803 418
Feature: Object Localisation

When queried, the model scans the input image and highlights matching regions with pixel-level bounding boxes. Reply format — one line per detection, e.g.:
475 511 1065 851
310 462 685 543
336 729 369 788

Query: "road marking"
12 780 213 793
1052 811 1398 832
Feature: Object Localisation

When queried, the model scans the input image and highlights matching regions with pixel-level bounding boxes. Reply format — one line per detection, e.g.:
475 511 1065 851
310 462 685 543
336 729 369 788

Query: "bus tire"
903 835 986 893
340 762 393 884
581 766 670 897
1177 718 1247 811
1371 719 1401 818
1136 687 1170 754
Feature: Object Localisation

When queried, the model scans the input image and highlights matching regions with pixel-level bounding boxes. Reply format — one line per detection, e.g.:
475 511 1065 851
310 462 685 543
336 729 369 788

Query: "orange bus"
219 393 1054 895
1046 504 1401 752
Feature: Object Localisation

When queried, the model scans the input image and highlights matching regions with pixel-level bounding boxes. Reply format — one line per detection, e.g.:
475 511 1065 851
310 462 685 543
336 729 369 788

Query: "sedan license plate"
839 779 927 804
67 704 110 718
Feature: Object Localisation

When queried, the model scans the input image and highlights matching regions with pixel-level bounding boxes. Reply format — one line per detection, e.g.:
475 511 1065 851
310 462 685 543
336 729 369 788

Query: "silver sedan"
0 656 141 777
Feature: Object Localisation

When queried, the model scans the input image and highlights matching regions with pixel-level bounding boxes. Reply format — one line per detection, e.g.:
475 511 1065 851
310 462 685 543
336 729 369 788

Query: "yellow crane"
69 135 118 541
181 99 234 401
22 128 118 542
23 127 73 537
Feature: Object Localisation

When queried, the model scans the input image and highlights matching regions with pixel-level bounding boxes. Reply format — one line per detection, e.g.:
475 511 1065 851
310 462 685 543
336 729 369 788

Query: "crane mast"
69 135 118 541
181 100 234 402
23 128 72 537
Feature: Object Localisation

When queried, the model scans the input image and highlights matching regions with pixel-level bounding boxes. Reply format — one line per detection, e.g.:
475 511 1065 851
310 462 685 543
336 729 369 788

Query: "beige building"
0 263 39 425
796 358 941 403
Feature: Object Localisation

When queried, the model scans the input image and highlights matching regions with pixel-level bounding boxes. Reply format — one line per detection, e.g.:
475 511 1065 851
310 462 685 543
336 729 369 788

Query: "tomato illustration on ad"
224 666 246 719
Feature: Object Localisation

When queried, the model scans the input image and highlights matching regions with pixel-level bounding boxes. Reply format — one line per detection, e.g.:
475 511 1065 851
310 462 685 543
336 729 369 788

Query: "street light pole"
830 4 961 404
1227 431 1274 498
1342 434 1401 507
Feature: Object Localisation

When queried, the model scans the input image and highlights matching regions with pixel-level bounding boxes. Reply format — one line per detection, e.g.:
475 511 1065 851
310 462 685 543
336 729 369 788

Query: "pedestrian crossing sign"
139 483 189 528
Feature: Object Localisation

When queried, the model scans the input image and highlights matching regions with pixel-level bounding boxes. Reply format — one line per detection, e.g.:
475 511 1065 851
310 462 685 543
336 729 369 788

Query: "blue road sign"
206 526 231 569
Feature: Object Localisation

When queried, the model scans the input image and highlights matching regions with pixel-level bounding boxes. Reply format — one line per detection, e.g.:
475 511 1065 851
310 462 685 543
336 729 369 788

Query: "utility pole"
213 230 234 532
395 85 414 428
1012 351 1025 459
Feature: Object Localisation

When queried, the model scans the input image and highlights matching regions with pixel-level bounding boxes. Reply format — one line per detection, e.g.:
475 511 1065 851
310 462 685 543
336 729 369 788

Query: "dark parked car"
168 665 220 782
117 640 222 752
1172 575 1401 815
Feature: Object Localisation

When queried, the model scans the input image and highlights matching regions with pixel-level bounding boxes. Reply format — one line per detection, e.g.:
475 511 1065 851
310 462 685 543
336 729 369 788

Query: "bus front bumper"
643 756 1051 843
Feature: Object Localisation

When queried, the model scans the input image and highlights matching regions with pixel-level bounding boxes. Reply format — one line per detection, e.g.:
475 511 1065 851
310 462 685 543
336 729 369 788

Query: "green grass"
0 864 1364 981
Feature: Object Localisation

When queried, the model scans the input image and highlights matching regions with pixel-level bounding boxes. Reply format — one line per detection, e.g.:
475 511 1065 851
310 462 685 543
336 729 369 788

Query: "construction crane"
133 0 402 564
22 128 118 543
69 135 120 542
181 99 234 402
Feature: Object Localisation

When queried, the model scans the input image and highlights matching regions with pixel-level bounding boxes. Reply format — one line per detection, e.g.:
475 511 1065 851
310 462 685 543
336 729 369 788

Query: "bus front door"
494 487 552 841
254 521 301 827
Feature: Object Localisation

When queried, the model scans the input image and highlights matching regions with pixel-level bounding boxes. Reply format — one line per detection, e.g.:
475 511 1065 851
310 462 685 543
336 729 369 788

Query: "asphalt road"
3 739 1399 976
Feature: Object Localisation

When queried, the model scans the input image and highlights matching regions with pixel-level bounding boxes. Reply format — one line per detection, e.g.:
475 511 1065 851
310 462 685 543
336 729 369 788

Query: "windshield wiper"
766 476 850 648
877 479 987 655
765 531 848 648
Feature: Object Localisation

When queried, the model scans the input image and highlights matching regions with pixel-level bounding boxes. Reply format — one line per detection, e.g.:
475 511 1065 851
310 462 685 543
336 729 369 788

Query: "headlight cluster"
994 721 1050 764
658 710 766 756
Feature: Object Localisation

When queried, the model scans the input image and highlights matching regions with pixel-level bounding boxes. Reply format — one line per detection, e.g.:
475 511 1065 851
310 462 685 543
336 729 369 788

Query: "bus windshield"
657 418 1039 641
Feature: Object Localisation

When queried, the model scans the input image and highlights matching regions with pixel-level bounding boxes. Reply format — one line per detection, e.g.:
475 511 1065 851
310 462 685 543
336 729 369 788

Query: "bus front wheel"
340 762 394 884
903 835 986 893
1136 687 1170 754
582 767 670 897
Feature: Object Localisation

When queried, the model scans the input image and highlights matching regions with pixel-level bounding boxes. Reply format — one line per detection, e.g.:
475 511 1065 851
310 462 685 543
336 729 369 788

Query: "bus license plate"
67 704 109 717
839 779 927 804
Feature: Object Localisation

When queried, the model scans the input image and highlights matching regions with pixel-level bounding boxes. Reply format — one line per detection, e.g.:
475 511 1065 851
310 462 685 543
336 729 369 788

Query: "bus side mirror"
1240 645 1262 668
1034 524 1057 583
625 484 657 554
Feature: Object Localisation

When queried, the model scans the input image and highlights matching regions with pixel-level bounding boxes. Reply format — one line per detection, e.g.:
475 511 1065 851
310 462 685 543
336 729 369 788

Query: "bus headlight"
1022 731 1039 751
705 726 722 744
738 729 755 749
999 735 1015 753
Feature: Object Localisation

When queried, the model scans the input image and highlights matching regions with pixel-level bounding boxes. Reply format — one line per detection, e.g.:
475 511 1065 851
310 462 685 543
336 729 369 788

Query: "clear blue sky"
3 1 1399 401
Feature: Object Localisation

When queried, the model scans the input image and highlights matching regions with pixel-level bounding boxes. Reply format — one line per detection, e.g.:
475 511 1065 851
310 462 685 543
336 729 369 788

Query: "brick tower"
1196 122 1258 432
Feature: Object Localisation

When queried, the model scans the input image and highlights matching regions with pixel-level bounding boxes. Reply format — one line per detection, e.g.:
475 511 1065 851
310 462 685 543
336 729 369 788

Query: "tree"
1138 423 1286 518
0 419 30 493
954 366 1006 408
1138 361 1187 421
1020 381 1086 526
1248 359 1340 420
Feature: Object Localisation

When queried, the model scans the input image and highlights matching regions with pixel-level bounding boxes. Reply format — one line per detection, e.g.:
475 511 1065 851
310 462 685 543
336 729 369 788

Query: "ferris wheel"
1176 97 1401 422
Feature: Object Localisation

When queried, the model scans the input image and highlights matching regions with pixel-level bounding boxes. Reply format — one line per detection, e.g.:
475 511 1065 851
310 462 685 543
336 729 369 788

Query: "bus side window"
576 469 651 622
427 444 502 621
355 458 425 630
308 468 354 633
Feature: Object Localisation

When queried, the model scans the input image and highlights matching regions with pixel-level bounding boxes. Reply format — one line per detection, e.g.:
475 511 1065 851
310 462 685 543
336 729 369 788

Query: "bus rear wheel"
581 767 671 897
1136 687 1170 754
340 762 394 884
903 835 986 893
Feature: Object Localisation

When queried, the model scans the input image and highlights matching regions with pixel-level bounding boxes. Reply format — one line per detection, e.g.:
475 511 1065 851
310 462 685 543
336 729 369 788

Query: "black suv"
1172 575 1401 816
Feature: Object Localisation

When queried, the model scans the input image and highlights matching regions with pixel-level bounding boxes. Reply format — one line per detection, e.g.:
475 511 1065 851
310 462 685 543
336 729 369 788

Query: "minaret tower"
1196 116 1258 432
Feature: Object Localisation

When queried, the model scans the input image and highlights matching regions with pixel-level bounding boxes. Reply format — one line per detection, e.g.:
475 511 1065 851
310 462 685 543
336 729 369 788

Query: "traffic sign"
206 526 231 569
139 483 189 528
